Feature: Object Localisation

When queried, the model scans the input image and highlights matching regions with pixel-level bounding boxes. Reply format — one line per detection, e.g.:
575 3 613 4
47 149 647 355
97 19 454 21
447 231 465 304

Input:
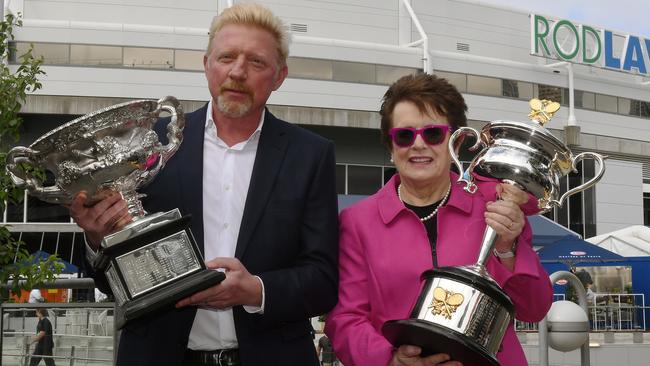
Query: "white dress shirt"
187 100 264 350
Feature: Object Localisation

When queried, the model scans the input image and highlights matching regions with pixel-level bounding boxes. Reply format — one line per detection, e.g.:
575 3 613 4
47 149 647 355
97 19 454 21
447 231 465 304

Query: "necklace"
398 183 451 222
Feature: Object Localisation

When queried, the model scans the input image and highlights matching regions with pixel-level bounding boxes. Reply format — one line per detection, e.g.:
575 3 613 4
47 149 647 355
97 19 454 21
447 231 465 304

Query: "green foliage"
0 12 61 301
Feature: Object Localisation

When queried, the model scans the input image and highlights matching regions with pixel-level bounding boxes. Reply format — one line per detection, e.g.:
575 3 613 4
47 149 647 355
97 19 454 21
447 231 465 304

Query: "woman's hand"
389 345 463 366
484 183 526 253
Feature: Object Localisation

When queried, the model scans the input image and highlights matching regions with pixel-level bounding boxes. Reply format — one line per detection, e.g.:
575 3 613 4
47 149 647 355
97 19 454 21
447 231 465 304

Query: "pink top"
325 172 553 366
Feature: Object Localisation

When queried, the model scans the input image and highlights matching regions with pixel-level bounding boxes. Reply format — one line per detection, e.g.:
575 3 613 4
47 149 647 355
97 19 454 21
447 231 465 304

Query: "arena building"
3 0 650 265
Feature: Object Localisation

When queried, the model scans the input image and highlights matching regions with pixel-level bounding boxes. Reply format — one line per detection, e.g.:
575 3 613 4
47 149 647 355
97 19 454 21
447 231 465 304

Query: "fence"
515 293 648 332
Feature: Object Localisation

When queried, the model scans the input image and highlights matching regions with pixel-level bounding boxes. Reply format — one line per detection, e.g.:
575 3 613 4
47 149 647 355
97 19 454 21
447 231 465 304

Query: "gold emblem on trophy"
528 98 561 125
428 287 464 319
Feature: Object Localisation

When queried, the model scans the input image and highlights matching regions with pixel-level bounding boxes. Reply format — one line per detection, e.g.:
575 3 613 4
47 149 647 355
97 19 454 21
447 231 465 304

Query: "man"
29 308 55 366
68 3 339 366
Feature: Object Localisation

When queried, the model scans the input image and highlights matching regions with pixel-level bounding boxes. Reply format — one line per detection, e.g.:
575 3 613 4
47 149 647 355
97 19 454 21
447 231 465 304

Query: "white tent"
586 225 650 257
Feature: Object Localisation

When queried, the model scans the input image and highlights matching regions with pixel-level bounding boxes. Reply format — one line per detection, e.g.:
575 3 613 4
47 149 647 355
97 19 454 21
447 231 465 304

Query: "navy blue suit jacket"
115 104 339 366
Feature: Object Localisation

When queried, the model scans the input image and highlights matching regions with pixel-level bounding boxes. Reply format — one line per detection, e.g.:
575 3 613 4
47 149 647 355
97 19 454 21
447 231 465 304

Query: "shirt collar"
204 98 265 148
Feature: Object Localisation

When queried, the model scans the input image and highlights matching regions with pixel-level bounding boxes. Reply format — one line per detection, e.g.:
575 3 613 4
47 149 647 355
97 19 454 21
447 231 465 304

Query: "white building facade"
4 0 650 260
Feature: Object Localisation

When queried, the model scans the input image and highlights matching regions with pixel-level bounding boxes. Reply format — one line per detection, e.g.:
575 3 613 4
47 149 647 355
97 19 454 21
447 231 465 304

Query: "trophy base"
95 209 226 328
382 319 500 366
115 269 224 329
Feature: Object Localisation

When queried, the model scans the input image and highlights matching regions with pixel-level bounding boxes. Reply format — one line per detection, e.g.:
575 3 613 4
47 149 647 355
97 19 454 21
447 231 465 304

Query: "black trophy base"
382 319 500 366
115 269 225 329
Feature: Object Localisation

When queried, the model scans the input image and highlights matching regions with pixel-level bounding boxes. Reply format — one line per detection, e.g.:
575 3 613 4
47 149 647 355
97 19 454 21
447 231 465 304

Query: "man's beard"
217 82 254 118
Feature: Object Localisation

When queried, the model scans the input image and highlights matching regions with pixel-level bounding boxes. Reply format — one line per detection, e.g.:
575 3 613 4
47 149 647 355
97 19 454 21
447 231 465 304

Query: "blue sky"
475 0 649 38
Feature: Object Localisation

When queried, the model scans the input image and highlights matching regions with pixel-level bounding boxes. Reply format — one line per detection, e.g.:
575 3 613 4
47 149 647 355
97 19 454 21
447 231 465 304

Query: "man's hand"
389 345 463 366
68 191 132 250
175 258 262 309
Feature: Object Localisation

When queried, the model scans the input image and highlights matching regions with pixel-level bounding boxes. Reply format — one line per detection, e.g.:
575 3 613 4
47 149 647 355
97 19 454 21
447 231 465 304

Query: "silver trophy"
6 96 224 327
383 99 606 365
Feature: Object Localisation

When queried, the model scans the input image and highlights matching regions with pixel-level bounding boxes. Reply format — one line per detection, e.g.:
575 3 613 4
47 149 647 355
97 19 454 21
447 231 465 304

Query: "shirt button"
225 185 230 191
224 223 229 229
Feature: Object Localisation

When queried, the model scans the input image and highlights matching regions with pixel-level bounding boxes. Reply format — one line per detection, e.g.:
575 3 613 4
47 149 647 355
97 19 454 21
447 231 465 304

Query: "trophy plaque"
382 99 606 365
6 96 224 327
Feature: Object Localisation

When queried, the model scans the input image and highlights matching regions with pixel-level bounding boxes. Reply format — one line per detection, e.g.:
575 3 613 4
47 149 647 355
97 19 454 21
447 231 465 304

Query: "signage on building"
530 14 649 75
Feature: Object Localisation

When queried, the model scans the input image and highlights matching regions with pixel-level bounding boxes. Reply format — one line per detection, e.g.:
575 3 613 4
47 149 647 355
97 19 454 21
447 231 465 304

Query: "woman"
325 74 553 366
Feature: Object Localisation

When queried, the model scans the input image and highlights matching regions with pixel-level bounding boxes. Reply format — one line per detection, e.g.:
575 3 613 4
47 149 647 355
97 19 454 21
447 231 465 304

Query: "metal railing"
515 293 648 332
1 303 115 366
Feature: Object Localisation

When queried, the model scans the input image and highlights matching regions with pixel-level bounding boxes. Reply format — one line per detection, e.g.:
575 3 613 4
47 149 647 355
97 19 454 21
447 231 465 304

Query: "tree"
1 12 62 301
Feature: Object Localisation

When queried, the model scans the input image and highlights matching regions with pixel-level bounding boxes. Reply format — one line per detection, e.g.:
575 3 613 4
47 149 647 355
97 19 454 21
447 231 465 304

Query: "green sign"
531 14 649 75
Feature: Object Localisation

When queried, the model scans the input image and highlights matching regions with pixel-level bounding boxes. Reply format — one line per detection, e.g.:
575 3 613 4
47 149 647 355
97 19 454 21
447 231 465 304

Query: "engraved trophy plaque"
382 99 606 365
6 96 224 327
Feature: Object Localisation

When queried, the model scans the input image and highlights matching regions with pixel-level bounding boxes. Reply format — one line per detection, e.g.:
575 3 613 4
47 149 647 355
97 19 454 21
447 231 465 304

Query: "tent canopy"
28 250 79 274
528 214 581 246
537 235 625 265
586 225 650 257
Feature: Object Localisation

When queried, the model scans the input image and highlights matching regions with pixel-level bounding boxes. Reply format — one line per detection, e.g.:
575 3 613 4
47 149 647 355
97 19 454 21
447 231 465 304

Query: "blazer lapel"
177 103 208 256
235 111 288 258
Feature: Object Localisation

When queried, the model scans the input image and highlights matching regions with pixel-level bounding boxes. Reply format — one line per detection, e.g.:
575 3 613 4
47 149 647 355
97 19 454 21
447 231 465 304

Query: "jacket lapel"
235 110 288 258
177 103 208 256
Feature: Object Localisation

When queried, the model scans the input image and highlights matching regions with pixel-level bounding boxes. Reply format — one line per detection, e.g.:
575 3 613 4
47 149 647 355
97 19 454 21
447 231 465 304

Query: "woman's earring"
390 155 394 163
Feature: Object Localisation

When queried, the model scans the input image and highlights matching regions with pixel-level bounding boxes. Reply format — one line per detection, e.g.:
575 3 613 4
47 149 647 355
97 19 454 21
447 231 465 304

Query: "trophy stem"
475 225 498 273
122 191 147 219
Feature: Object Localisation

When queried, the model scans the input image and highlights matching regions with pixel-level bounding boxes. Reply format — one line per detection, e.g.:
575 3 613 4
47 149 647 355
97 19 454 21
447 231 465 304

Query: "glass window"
336 164 346 194
619 98 636 116
70 44 122 66
502 80 519 98
123 47 173 69
643 192 650 227
174 50 204 71
376 65 416 85
347 165 382 195
467 75 501 96
15 42 69 65
640 101 650 118
583 160 597 238
575 90 595 110
332 61 375 84
568 162 584 237
5 192 25 222
287 57 333 80
26 196 71 223
595 94 618 113
501 80 533 100
434 71 466 92
383 167 396 185
537 84 564 104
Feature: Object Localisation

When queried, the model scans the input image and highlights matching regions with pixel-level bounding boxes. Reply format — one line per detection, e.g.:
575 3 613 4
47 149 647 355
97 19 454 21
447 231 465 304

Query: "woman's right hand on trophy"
68 191 133 250
389 345 463 366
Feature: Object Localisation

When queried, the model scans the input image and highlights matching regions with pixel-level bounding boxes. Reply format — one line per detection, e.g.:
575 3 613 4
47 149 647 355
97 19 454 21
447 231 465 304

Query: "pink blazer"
325 172 553 366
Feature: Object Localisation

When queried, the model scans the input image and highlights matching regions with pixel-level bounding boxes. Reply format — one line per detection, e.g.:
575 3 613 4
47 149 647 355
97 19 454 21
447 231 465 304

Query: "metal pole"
567 63 577 126
539 270 590 366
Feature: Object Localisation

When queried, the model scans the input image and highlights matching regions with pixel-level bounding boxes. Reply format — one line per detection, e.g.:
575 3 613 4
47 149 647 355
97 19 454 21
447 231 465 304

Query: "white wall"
595 159 644 234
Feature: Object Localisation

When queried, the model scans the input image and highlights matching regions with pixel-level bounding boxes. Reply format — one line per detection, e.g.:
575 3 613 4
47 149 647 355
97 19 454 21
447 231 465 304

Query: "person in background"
325 73 553 366
29 308 55 366
67 3 338 366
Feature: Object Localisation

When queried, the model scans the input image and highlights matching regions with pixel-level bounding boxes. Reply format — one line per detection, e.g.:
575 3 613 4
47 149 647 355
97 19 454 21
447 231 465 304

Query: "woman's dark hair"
379 73 468 149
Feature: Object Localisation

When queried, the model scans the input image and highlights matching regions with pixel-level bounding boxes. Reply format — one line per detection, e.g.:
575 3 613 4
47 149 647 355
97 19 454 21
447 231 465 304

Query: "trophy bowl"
6 96 224 327
383 99 606 364
6 96 185 215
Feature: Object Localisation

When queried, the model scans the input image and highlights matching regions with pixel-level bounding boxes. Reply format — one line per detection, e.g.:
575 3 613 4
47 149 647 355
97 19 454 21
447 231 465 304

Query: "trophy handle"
139 96 186 186
6 147 42 191
157 96 185 165
550 152 607 208
448 127 482 194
